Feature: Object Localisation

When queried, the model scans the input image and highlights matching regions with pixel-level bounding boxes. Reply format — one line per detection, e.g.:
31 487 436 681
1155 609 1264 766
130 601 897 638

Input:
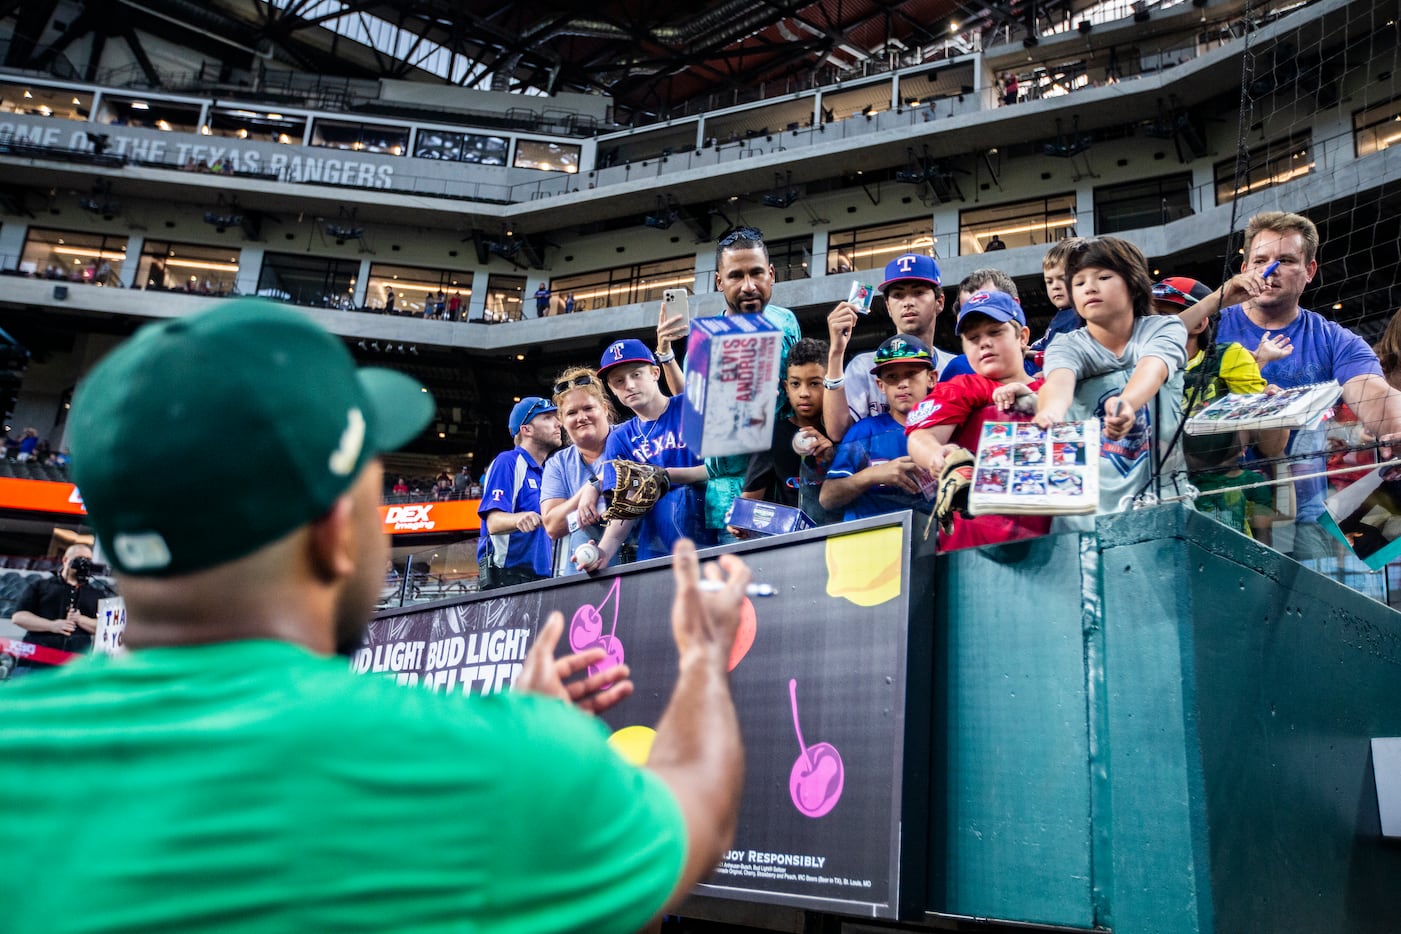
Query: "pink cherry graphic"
569 577 619 652
587 633 626 679
787 679 844 818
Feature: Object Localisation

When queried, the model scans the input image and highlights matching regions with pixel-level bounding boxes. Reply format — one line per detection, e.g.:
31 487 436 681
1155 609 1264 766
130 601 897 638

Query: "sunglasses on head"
1151 283 1194 305
520 399 552 425
718 226 765 247
553 374 597 396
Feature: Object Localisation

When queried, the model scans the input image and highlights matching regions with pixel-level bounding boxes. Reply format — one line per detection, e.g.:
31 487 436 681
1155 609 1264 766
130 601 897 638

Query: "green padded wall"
927 505 1401 933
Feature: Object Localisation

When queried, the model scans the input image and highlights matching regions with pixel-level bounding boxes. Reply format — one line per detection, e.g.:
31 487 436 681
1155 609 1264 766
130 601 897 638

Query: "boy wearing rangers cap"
576 338 712 570
905 290 1053 551
823 252 957 443
820 334 938 522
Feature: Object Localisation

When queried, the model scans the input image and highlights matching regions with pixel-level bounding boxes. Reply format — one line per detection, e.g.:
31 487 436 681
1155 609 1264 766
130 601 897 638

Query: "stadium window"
1353 97 1401 158
958 195 1077 255
414 128 509 165
0 82 90 121
366 264 471 316
206 107 306 145
256 252 359 308
310 119 409 156
764 236 813 284
1093 174 1194 234
484 274 527 322
549 256 695 311
95 95 202 133
512 139 581 173
1213 131 1313 205
826 220 936 274
137 241 240 295
19 228 128 284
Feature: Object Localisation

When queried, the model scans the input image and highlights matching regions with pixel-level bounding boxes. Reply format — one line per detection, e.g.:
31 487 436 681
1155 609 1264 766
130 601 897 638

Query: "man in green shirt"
0 300 750 933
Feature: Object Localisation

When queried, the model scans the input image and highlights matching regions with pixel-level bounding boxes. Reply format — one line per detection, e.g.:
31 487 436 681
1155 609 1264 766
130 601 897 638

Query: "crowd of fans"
383 467 481 503
473 213 1401 589
1 427 69 467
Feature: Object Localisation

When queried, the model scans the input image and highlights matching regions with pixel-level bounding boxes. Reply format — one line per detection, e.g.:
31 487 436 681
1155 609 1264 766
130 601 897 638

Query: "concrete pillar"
811 229 830 279
235 245 264 296
0 222 28 271
353 258 372 308
468 269 489 322
118 235 143 288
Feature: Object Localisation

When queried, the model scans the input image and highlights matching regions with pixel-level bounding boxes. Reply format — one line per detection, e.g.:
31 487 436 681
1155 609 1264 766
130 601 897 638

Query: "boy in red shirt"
906 290 1053 551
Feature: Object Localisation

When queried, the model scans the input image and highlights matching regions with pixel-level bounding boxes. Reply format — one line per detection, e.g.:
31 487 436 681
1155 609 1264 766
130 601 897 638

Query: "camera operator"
11 544 111 669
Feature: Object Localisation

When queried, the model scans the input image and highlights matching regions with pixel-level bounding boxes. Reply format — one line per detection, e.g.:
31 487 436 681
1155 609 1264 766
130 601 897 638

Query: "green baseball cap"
69 300 435 576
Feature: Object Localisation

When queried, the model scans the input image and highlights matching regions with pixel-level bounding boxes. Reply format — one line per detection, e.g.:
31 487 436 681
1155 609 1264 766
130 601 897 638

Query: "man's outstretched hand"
668 538 751 661
518 611 635 715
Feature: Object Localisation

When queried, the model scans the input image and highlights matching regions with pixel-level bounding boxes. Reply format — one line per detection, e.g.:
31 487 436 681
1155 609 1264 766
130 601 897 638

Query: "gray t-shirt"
540 445 618 576
1042 315 1188 526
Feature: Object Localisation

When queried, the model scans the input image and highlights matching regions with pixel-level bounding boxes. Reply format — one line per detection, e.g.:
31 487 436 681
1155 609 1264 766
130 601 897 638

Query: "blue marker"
1261 259 1280 278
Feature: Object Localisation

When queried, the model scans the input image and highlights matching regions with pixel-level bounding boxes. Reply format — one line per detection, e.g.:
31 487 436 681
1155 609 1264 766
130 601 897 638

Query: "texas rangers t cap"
597 338 657 377
879 253 942 292
69 300 435 576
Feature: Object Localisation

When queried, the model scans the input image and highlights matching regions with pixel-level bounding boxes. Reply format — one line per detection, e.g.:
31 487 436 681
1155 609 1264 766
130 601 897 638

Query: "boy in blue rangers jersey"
578 339 713 569
820 335 938 522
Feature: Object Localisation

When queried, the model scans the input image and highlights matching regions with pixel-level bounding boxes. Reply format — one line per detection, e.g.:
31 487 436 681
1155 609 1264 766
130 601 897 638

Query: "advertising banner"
378 499 482 535
0 477 87 515
353 517 920 918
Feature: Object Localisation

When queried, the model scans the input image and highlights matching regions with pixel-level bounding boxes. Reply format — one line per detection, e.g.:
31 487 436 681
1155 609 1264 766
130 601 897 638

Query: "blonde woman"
540 366 619 575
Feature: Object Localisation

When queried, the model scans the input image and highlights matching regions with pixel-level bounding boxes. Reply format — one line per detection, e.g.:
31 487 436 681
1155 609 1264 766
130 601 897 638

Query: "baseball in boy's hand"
792 431 817 455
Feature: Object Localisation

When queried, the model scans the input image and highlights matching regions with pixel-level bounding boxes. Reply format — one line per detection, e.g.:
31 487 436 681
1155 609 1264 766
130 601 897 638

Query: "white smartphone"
662 288 690 324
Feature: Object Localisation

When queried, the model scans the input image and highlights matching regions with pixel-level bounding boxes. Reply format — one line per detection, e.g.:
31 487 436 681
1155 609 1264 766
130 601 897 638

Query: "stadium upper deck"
0 0 1397 473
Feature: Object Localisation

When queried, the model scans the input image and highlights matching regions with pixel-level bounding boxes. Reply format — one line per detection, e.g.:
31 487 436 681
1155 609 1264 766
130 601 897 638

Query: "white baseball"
792 432 817 455
574 543 600 567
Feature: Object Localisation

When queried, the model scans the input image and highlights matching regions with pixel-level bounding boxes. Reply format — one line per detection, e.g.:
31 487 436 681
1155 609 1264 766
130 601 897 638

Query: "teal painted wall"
926 505 1401 933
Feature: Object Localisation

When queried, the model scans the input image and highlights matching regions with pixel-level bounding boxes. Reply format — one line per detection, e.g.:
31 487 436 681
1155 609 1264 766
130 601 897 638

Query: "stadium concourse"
2 0 1401 928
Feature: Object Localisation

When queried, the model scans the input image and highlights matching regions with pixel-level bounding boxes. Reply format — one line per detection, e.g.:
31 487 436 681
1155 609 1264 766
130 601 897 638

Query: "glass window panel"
96 95 201 132
137 240 240 295
484 274 526 322
513 139 580 173
1354 97 1401 158
1213 131 1313 205
257 252 359 308
19 227 128 284
367 263 472 318
0 82 92 121
764 235 812 283
958 195 1077 255
550 256 695 311
206 107 305 144
827 219 936 273
414 128 508 165
1094 174 1194 234
310 119 408 156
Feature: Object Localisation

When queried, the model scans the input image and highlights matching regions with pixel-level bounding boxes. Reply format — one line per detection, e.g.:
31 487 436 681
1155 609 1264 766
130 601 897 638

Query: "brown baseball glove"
934 446 976 534
603 459 671 522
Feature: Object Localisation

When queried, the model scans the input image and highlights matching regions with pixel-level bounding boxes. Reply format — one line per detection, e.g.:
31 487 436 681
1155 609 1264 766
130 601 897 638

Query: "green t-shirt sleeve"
481 695 687 933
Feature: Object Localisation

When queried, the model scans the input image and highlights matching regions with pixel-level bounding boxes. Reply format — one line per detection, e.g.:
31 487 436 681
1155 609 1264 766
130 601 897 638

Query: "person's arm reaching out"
646 539 749 906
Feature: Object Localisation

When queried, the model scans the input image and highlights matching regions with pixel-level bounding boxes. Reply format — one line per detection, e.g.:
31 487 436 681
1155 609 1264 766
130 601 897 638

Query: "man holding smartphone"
655 227 802 544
